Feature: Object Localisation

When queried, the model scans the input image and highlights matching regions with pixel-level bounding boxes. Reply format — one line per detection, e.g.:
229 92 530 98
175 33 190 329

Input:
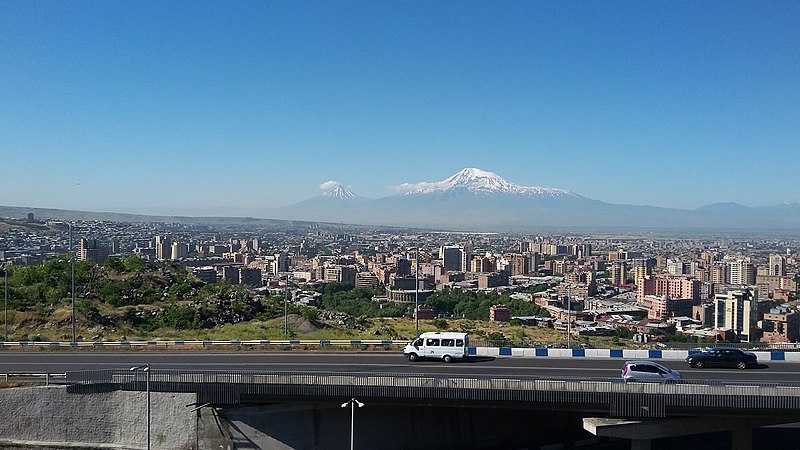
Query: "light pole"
130 364 151 450
340 398 364 450
2 263 7 341
69 222 76 343
284 254 290 337
414 248 419 338
566 285 571 349
284 273 288 337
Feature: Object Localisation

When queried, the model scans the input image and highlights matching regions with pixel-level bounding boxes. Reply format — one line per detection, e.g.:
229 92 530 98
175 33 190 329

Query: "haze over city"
2 2 799 218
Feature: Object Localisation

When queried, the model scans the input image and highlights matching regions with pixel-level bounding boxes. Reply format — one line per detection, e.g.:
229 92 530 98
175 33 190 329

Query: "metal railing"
0 373 67 385
64 369 800 419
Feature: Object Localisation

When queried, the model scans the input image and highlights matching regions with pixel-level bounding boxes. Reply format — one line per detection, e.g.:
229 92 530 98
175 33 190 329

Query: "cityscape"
1 209 799 346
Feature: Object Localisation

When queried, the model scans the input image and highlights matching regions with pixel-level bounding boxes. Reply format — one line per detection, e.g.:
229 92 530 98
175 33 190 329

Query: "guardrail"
0 373 66 385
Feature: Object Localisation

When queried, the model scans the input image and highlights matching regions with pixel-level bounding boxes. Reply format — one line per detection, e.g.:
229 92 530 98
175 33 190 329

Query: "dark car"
685 347 757 369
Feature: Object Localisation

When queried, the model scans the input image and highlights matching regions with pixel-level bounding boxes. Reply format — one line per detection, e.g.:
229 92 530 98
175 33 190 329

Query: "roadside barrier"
0 340 798 362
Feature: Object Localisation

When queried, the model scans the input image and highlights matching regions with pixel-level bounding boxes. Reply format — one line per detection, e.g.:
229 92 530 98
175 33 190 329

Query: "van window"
456 339 464 347
412 339 422 347
426 339 440 346
442 339 455 347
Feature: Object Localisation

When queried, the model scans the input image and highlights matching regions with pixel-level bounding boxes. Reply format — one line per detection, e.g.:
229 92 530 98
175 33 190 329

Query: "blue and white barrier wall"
0 340 798 362
470 346 800 362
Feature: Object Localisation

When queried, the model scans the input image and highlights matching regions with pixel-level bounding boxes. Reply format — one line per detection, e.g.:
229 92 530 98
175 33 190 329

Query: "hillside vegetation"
1 255 645 348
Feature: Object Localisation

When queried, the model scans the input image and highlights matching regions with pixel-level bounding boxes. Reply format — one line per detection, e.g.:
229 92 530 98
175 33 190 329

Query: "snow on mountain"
396 168 579 198
320 184 358 200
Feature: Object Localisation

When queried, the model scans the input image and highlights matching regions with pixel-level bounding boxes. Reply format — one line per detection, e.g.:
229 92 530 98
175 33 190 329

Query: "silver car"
621 360 683 383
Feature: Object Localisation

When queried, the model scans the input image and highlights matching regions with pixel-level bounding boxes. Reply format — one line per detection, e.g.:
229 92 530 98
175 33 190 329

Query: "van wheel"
407 353 418 362
443 355 453 363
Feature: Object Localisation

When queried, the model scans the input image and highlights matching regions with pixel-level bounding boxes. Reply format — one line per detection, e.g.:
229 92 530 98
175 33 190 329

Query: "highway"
3 350 800 383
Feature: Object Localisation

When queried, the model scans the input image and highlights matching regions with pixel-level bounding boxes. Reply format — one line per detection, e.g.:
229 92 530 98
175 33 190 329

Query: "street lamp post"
130 365 151 450
283 255 290 337
414 248 419 338
3 263 7 341
283 253 292 337
340 398 364 450
566 285 571 349
69 222 76 343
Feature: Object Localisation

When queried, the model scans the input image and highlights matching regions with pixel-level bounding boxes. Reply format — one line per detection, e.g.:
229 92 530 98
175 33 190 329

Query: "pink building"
637 275 701 303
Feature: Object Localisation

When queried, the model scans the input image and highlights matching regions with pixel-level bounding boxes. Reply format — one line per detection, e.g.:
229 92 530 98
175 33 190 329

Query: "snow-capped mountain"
400 167 579 199
262 168 800 231
320 185 358 200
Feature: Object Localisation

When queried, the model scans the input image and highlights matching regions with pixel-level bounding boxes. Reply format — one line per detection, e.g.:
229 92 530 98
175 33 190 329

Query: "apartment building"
762 306 800 343
637 275 701 303
729 258 756 285
714 288 759 342
78 238 109 265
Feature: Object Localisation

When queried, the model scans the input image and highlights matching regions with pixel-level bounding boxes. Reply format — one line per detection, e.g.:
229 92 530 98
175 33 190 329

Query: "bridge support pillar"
584 416 780 447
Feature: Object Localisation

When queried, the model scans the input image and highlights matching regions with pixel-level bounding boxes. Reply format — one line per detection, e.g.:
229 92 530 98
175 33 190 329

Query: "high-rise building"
506 254 530 276
155 235 172 261
274 253 290 273
769 254 786 276
632 259 654 283
714 288 758 342
441 246 463 271
609 261 627 286
729 259 756 285
711 263 728 285
170 242 188 260
78 238 109 265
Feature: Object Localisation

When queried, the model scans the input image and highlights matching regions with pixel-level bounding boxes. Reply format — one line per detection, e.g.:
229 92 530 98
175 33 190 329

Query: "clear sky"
1 1 799 215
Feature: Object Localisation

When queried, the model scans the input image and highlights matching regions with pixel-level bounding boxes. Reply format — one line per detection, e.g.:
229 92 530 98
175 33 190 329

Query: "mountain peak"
321 184 357 200
443 168 517 191
398 167 578 198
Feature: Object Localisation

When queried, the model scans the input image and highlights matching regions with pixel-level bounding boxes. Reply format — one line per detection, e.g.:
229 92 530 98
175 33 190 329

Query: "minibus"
403 331 469 363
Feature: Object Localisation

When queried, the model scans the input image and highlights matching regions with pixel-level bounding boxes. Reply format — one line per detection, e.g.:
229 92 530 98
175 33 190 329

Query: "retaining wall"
0 386 197 450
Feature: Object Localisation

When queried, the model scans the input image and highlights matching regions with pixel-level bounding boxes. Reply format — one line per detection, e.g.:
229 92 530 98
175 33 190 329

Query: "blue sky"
1 1 799 214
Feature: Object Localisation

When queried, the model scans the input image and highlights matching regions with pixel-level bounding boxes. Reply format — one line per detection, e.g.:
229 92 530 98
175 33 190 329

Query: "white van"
403 332 469 363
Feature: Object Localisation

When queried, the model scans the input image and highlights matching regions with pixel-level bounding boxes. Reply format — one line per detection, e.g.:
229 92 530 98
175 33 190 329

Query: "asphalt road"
2 350 800 384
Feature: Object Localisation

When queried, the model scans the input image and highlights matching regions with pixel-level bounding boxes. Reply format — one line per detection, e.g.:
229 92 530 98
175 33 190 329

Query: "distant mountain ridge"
263 168 800 231
3 168 800 232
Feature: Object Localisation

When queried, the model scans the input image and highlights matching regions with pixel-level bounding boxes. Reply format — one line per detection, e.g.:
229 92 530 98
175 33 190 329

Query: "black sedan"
685 347 757 369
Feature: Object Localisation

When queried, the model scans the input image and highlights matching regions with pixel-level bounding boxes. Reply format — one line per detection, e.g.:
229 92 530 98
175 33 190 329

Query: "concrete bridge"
49 369 800 449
